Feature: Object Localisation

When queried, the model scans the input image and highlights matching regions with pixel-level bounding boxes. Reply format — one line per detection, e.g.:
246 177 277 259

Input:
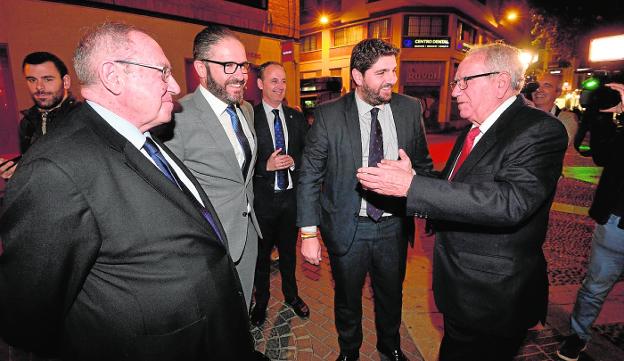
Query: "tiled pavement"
2 135 623 361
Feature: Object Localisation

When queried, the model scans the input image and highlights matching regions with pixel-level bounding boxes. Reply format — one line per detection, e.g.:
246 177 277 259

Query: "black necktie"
225 104 252 179
143 137 223 241
367 107 384 221
272 109 289 190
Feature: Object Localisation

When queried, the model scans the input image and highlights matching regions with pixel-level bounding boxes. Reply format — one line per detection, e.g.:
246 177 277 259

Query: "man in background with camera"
530 73 578 147
557 82 624 361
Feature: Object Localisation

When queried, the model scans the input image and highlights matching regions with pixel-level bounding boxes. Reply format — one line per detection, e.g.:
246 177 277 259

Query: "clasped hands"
356 149 415 197
266 148 294 171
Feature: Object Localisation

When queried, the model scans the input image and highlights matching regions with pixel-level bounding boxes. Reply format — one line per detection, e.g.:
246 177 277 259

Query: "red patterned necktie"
450 126 480 180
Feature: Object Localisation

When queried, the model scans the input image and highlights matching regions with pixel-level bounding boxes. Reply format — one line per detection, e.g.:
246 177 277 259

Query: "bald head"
532 73 563 112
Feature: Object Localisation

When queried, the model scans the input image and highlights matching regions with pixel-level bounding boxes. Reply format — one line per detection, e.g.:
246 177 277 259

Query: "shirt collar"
478 95 517 134
354 90 386 117
199 84 230 116
86 100 147 150
262 100 284 118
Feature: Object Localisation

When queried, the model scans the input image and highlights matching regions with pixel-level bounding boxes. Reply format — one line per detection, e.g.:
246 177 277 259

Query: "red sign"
400 61 445 86
282 41 294 63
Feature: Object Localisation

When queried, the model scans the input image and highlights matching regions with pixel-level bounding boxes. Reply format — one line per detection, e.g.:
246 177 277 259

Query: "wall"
0 0 285 112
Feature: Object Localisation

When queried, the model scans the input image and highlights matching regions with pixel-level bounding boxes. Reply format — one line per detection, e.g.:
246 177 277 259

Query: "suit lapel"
82 104 224 246
239 101 257 185
453 97 523 180
345 93 363 170
389 95 408 154
191 89 243 181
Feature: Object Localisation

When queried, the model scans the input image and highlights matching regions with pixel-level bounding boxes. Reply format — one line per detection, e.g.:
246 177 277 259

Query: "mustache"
34 91 52 96
225 78 246 87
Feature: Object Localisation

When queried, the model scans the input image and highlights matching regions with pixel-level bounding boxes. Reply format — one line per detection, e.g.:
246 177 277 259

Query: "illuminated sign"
589 34 624 62
402 37 450 48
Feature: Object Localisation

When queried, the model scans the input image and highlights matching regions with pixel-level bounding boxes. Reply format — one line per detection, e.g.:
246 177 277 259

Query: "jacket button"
242 211 248 217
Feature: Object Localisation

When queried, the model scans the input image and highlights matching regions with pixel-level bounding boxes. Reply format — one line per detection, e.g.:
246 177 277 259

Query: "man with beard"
297 39 433 361
1 52 79 179
164 24 260 309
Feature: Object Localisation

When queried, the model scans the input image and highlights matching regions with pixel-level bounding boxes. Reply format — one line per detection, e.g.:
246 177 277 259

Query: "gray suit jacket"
164 87 261 263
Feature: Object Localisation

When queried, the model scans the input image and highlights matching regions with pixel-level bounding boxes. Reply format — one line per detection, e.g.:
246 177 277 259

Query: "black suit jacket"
0 104 255 360
407 96 567 335
253 103 308 200
297 92 433 255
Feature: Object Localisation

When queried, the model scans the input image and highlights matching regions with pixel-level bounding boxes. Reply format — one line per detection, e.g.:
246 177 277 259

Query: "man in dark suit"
297 39 433 361
250 61 309 326
0 22 265 361
357 43 568 361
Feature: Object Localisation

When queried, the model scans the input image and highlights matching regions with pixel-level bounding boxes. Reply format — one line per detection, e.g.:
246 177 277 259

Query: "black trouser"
328 216 408 356
253 189 298 309
439 316 527 361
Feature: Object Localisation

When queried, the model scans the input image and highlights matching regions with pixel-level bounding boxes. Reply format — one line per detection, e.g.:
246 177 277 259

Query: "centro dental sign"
402 37 451 48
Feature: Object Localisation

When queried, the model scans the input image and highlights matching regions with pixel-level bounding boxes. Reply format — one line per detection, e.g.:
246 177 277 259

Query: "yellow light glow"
589 34 624 62
505 10 519 22
319 15 329 25
519 51 538 68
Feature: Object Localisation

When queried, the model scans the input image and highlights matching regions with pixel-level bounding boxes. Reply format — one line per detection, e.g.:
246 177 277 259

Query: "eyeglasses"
449 71 500 90
114 60 172 82
200 59 251 74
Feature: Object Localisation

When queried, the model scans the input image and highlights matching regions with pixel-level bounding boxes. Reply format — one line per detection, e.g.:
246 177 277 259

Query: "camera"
520 81 540 102
579 70 623 110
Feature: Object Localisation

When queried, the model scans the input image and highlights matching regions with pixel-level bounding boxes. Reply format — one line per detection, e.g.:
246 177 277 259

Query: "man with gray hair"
164 24 260 309
357 43 568 360
0 22 264 360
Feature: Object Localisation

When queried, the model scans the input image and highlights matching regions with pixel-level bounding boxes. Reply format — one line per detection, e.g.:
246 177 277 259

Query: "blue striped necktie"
272 109 289 190
143 137 223 241
225 104 252 179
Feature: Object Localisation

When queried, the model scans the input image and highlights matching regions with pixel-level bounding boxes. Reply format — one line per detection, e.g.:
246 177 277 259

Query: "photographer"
557 82 624 361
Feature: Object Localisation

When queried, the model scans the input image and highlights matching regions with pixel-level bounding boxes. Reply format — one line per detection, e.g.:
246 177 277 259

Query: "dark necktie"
367 107 384 221
272 109 289 190
450 126 481 180
143 137 223 241
225 104 252 179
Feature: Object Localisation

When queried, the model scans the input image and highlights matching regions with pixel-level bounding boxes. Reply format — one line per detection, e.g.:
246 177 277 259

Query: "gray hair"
467 42 526 92
193 24 239 60
73 22 139 85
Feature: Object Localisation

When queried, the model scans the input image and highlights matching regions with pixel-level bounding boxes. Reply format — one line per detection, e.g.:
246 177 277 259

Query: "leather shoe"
335 354 359 361
253 350 270 360
379 349 408 361
286 296 310 318
249 305 266 327
286 297 310 318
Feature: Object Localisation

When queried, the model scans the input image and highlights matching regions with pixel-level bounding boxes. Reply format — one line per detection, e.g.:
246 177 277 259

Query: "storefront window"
368 19 390 40
301 33 320 52
404 15 448 37
333 25 365 47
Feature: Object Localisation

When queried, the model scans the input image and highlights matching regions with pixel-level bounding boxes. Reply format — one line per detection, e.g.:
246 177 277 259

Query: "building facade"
299 0 529 130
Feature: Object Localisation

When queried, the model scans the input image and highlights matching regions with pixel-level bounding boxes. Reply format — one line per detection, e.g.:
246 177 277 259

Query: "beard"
32 89 65 110
360 81 392 106
206 69 246 105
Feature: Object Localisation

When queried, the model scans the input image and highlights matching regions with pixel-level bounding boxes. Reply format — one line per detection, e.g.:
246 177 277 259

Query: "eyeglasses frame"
114 60 172 83
450 71 501 90
200 59 251 74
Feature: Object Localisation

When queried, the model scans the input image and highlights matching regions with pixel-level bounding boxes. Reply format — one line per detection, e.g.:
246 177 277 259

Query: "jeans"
570 214 624 341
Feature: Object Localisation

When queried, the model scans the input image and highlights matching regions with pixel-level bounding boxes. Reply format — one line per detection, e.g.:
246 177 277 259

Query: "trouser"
253 189 299 308
328 216 408 356
570 214 624 340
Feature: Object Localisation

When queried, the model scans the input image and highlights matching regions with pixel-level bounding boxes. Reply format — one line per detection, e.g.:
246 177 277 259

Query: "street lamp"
319 15 329 25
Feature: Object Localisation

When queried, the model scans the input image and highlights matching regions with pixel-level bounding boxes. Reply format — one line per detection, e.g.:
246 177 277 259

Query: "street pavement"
1 132 623 361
